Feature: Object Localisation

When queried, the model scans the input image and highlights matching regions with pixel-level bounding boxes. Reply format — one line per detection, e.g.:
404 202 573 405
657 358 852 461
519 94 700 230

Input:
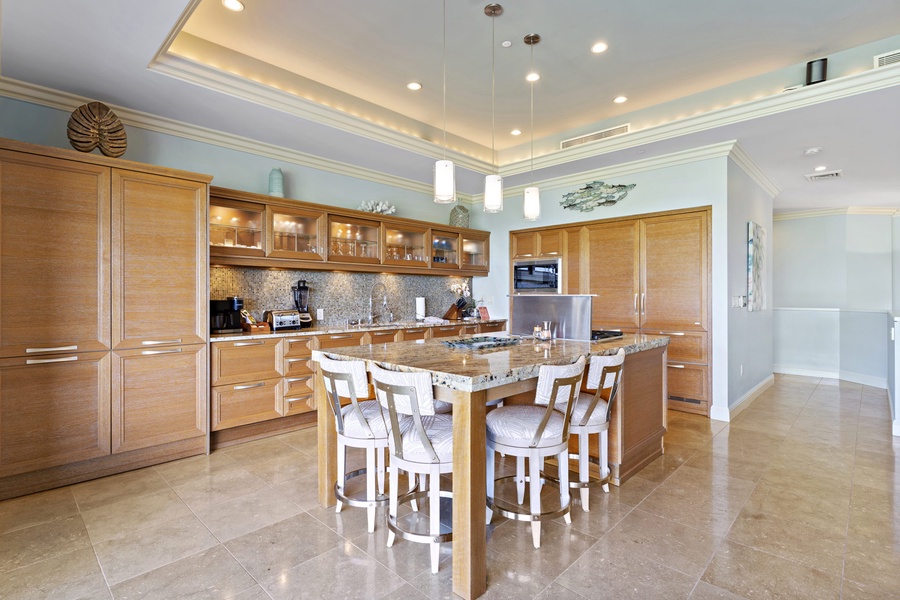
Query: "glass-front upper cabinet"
431 230 460 269
383 222 429 268
209 199 265 257
462 231 489 272
328 215 380 264
267 207 325 261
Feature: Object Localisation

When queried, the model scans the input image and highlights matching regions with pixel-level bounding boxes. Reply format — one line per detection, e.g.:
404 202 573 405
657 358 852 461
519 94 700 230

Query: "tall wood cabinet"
0 138 210 498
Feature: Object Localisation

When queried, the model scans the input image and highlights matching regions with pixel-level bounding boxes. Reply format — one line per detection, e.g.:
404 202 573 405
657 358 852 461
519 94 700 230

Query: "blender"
292 280 314 328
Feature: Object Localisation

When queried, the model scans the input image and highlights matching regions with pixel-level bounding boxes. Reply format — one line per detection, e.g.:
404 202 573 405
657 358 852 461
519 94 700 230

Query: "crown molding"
727 143 780 197
774 207 900 221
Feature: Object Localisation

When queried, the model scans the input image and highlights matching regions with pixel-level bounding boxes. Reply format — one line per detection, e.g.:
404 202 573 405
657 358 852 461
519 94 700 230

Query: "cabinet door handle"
668 364 685 369
641 293 646 316
405 329 424 334
660 331 685 336
234 340 265 347
142 339 182 346
329 334 353 340
26 356 78 365
633 294 638 315
286 357 309 363
234 382 265 390
26 345 78 354
285 396 312 404
285 377 312 384
141 348 183 355
438 327 456 331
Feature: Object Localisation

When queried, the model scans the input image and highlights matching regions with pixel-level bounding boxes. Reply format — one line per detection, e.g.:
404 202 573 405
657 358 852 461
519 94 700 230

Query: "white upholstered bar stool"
486 356 586 548
319 353 389 533
563 349 624 511
370 363 453 574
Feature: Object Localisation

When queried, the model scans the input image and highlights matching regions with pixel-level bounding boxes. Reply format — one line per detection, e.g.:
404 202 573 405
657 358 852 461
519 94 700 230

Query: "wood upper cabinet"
431 230 461 269
268 205 325 261
0 150 111 358
383 221 429 268
511 231 537 259
563 227 586 294
111 344 207 453
587 220 641 329
0 352 111 477
209 198 265 258
512 230 561 259
462 231 489 272
111 170 207 350
537 230 562 256
640 212 708 331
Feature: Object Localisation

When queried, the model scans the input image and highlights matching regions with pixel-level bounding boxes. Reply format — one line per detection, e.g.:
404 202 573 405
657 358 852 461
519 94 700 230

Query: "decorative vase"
268 167 285 197
449 204 469 228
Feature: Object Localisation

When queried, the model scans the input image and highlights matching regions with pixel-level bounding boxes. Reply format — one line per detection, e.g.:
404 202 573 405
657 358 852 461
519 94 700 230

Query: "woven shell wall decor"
66 102 127 158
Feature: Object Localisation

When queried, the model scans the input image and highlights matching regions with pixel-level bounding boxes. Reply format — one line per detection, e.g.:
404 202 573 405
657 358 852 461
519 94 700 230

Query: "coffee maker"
292 280 313 328
210 296 243 334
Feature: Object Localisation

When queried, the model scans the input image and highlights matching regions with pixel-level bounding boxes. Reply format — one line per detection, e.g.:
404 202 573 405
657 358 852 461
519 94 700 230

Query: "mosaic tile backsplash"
211 267 474 325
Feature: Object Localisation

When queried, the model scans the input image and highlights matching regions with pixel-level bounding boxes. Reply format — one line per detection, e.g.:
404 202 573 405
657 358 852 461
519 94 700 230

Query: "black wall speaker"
806 58 827 85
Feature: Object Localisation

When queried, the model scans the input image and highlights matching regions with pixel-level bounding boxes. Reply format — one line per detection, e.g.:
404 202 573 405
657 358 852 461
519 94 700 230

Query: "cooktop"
590 330 624 341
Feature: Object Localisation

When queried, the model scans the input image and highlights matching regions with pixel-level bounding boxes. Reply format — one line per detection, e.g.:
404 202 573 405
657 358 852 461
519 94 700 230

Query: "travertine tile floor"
1 374 898 599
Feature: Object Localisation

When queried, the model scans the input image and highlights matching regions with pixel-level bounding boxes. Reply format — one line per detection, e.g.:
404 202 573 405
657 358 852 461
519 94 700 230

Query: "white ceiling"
2 0 900 213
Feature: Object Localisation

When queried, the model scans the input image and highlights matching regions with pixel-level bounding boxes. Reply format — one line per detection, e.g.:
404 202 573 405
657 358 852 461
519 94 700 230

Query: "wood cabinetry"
211 339 284 430
209 187 490 276
511 230 561 259
0 138 210 500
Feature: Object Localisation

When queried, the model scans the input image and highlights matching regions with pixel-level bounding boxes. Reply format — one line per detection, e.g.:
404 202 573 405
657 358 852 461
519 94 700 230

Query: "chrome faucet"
368 282 392 324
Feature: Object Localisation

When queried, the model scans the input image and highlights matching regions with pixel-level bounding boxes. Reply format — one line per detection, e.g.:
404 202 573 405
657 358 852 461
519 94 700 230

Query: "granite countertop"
210 319 508 342
312 333 669 392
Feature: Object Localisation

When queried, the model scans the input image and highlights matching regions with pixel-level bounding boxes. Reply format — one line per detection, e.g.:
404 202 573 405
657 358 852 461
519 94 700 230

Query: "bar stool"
562 349 624 511
319 353 389 533
370 363 453 574
485 356 585 548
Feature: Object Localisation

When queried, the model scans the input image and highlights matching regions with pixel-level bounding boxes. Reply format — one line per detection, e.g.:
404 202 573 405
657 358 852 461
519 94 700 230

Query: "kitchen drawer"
314 332 367 350
398 327 428 341
655 331 707 364
284 355 312 378
667 362 708 405
366 329 399 344
284 373 314 397
284 337 314 358
211 339 283 386
459 324 479 335
283 392 316 417
211 378 283 430
431 325 462 338
477 322 506 334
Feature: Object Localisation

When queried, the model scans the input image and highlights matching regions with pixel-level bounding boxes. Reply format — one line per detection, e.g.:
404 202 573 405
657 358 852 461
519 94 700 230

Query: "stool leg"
376 445 386 496
335 440 346 513
579 432 590 511
387 461 399 548
559 449 572 525
409 471 419 512
601 429 610 493
429 470 440 574
366 445 376 533
486 446 495 524
528 455 542 548
516 455 526 505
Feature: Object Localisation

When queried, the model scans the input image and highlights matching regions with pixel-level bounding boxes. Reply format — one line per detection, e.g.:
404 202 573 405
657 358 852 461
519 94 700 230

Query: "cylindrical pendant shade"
523 186 541 221
483 175 503 213
434 160 456 203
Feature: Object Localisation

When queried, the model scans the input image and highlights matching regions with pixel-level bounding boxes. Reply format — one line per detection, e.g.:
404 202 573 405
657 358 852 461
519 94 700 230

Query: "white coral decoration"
359 200 396 214
450 282 470 297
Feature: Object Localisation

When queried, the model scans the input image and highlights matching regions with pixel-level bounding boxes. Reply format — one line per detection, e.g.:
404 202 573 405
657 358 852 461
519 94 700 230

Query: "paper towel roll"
415 297 426 320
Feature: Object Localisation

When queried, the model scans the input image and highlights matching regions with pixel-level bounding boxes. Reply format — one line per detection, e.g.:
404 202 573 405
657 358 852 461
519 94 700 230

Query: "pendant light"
434 0 456 203
523 33 541 221
483 4 503 213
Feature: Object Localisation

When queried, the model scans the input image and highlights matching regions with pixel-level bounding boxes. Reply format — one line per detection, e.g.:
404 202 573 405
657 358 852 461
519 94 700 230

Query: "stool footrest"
334 467 389 508
541 454 611 490
387 489 453 544
487 474 570 522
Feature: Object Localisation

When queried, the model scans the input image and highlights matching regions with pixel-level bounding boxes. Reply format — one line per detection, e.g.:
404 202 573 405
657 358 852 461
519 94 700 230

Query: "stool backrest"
370 363 440 462
319 354 374 437
580 349 625 427
531 355 586 447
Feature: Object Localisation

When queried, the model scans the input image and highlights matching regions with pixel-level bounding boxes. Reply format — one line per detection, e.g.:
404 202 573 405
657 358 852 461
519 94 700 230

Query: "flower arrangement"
450 282 470 298
359 200 396 215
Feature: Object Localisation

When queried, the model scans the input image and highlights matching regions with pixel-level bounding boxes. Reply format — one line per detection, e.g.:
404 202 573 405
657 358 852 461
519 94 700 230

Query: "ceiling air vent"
804 169 842 182
561 123 630 150
874 50 900 68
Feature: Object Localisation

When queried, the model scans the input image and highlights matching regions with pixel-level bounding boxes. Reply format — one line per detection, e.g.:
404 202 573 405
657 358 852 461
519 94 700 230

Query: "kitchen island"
313 333 668 599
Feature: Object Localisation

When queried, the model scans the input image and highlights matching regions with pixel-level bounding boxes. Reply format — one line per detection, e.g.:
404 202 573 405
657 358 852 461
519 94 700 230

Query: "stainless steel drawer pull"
660 332 686 336
26 356 78 365
286 377 312 383
329 334 353 340
234 341 265 347
438 327 456 331
668 364 686 369
641 293 646 316
285 396 312 403
26 345 78 354
141 349 183 355
234 382 265 390
142 339 182 346
286 357 308 363
405 329 424 334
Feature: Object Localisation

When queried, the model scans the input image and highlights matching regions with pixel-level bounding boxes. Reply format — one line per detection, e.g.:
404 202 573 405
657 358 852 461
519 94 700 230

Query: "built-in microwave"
512 258 562 294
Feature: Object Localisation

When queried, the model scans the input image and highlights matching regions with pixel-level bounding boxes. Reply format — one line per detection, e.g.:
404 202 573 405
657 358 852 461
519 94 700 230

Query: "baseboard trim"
729 374 776 420
773 365 839 379
894 419 900 437
773 366 887 389
838 371 887 389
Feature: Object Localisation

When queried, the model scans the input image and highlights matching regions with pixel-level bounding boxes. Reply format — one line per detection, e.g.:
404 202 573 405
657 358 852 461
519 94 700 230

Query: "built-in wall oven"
512 258 562 294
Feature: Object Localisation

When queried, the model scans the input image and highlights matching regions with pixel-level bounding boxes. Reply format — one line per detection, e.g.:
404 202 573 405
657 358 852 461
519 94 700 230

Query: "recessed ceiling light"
501 40 512 48
613 96 628 104
814 165 827 171
526 72 540 82
803 146 822 156
591 42 609 54
511 129 522 136
222 0 244 11
406 82 422 91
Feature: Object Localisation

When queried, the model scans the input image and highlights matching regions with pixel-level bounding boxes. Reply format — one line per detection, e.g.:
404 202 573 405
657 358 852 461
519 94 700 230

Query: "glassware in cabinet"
383 223 428 267
462 232 489 271
209 200 265 257
267 207 325 261
431 230 460 269
327 215 380 264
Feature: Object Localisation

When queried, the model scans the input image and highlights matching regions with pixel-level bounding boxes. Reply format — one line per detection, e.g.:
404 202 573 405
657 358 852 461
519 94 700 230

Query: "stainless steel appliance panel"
510 294 592 340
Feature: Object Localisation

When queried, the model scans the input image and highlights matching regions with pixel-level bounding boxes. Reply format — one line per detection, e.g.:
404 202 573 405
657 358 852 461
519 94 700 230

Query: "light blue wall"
726 159 774 408
773 215 847 307
894 218 900 312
